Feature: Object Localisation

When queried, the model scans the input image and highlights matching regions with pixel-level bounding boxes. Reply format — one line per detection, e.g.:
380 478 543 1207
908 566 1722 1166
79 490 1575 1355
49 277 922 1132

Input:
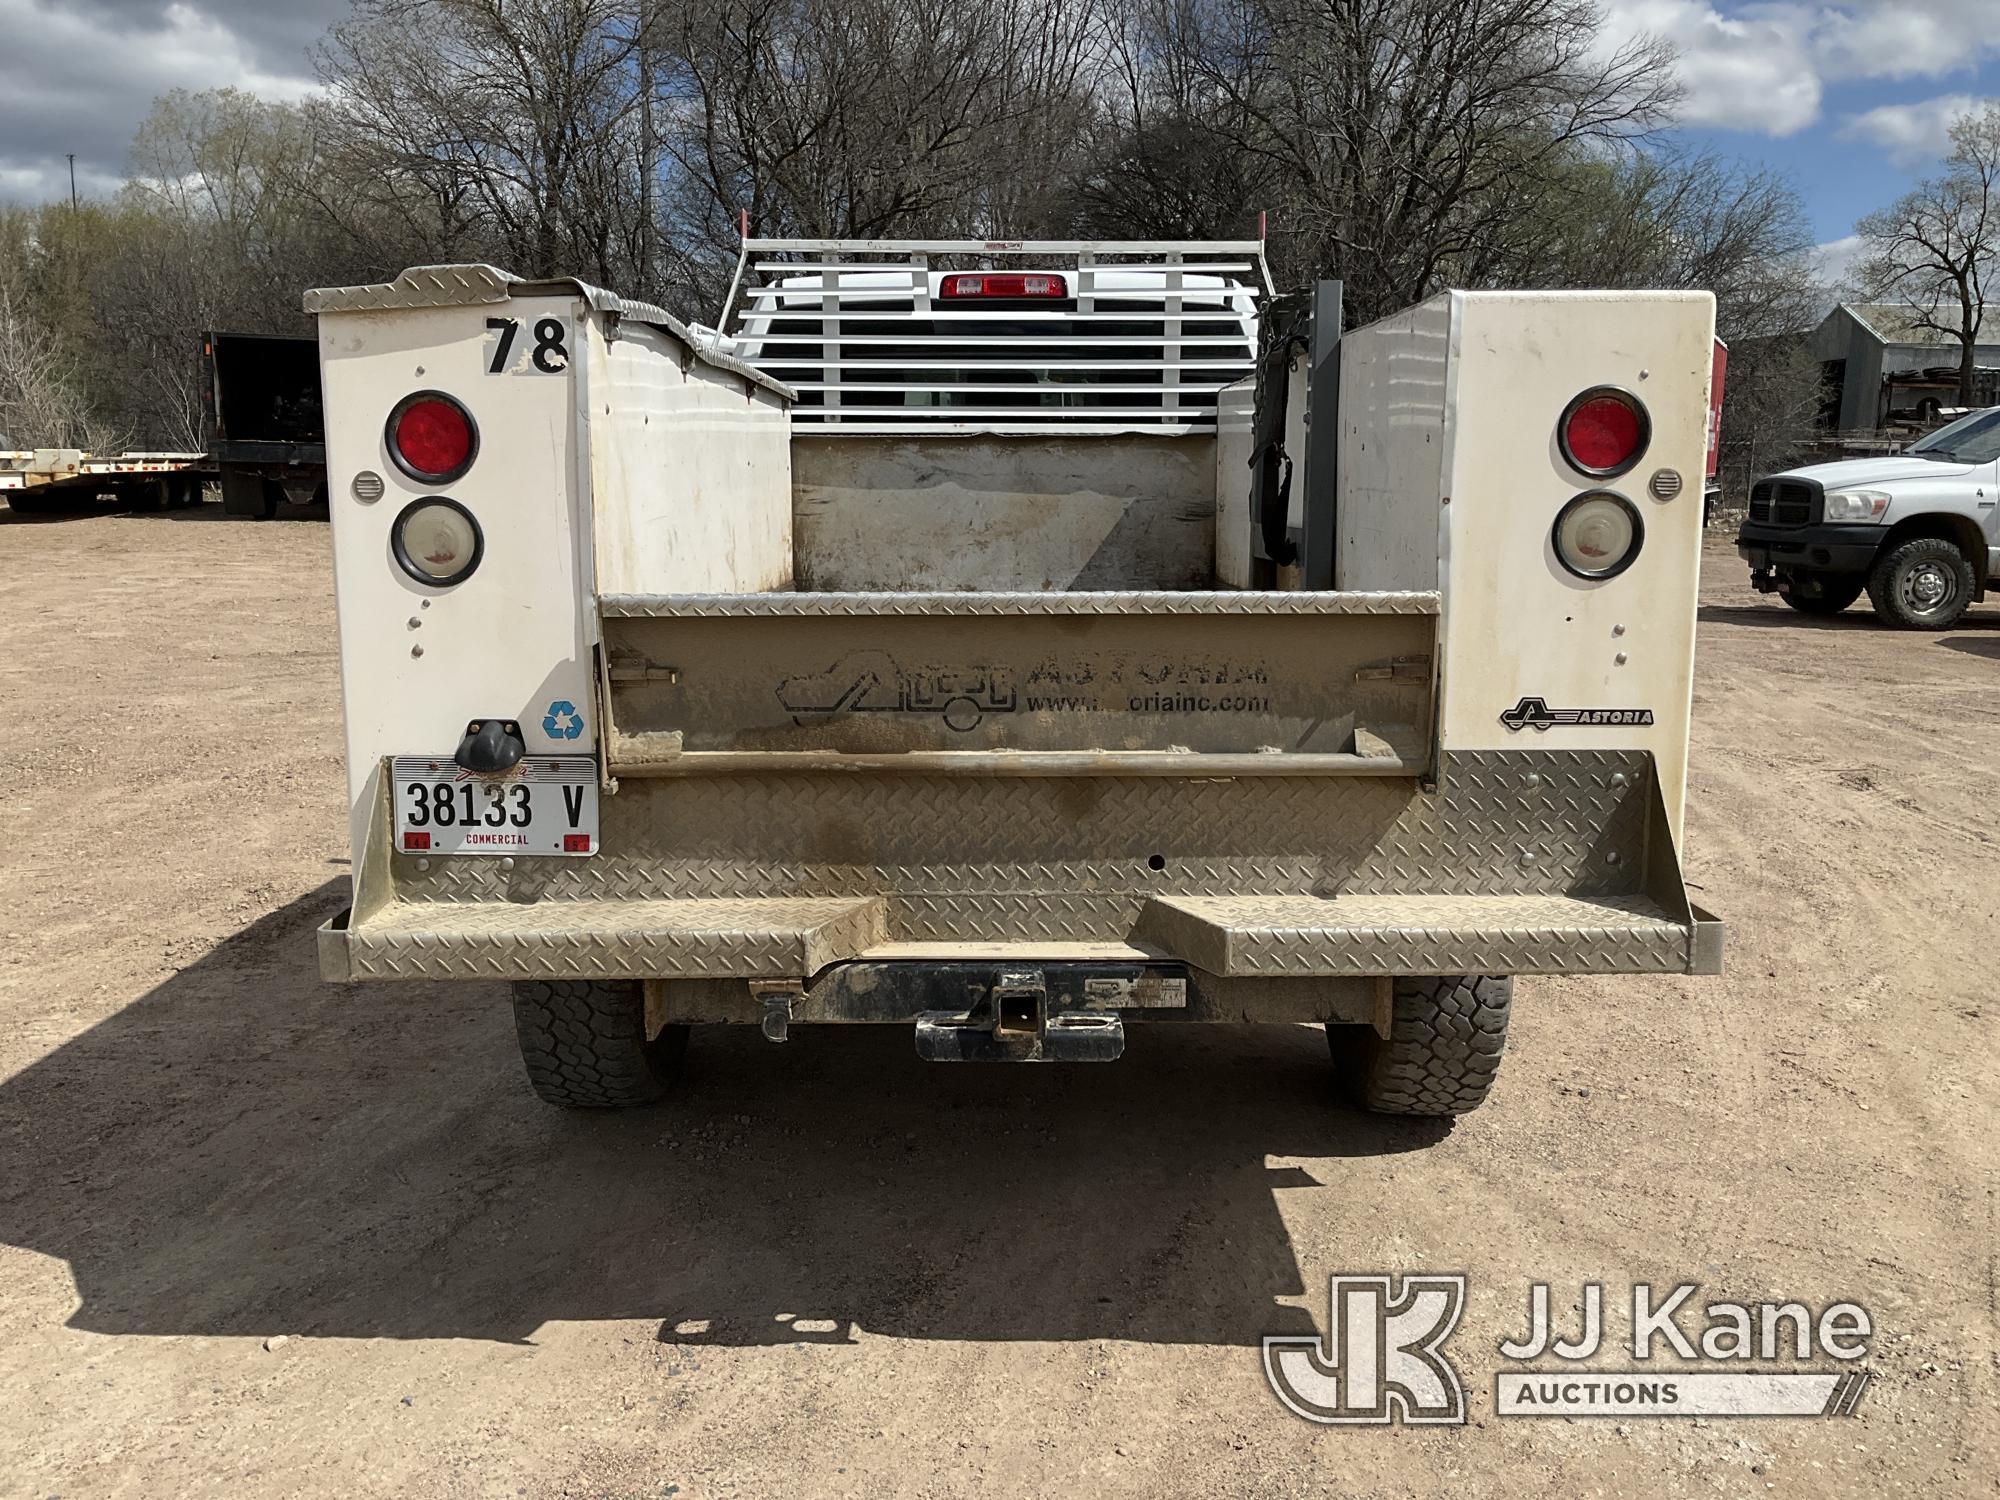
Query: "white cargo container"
308 250 1721 1118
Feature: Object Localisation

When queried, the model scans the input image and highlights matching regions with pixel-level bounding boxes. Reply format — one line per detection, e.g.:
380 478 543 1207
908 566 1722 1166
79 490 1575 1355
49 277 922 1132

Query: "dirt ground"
0 502 1994 1499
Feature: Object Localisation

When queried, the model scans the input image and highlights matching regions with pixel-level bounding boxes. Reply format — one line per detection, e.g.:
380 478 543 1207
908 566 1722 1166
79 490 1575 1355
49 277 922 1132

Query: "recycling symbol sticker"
542 700 585 740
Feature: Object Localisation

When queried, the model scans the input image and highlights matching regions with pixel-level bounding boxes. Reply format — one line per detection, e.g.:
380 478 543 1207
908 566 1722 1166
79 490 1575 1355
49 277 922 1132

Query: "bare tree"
3 0 1823 451
1067 0 1275 240
1856 104 2000 406
1121 0 1681 319
318 0 646 288
0 287 119 449
649 0 1109 311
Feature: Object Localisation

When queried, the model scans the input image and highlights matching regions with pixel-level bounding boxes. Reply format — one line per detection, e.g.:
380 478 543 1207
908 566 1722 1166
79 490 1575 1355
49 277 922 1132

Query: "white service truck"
1737 405 2000 628
308 242 1723 1118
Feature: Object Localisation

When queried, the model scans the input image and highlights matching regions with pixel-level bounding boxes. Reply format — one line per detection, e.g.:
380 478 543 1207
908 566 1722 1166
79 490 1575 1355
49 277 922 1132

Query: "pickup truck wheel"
1780 574 1863 614
511 980 688 1108
1866 537 1975 629
1328 975 1512 1117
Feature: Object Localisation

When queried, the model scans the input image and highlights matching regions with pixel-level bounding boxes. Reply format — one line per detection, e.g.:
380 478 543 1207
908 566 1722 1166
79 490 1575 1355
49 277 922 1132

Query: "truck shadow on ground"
1695 604 1879 630
0 500 325 525
1698 603 2000 632
1940 635 2000 660
0 883 1441 1348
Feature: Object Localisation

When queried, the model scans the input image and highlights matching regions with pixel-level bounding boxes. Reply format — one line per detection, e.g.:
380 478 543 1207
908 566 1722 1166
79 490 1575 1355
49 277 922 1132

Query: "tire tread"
1332 975 1513 1117
511 980 686 1109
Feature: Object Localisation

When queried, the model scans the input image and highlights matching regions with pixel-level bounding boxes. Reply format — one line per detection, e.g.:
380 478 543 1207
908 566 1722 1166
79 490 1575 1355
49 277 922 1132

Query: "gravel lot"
0 503 1994 1497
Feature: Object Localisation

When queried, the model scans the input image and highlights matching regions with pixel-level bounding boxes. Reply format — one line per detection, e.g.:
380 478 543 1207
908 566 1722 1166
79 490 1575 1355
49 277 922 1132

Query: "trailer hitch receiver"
915 967 1125 1062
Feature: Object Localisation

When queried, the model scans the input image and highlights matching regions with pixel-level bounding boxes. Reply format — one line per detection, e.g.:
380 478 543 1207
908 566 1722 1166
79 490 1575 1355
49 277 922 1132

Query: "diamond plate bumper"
320 891 1718 984
1132 894 1704 976
321 748 1723 988
320 897 888 984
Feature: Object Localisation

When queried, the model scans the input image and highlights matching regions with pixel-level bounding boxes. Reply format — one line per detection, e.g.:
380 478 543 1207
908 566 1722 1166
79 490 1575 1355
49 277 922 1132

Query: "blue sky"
0 0 1992 290
1602 0 2000 282
1690 74 1973 235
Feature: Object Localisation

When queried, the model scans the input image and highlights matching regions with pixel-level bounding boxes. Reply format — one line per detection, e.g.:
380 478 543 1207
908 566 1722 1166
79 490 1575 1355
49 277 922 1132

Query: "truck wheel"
511 980 688 1108
1328 975 1512 1117
1866 537 1975 629
220 469 275 519
1780 574 1863 614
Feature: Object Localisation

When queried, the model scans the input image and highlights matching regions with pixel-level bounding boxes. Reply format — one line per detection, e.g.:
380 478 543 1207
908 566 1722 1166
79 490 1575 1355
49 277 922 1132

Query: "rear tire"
1866 537 1975 629
511 980 688 1108
220 468 275 520
130 478 171 512
1780 574 1863 615
1329 975 1512 1117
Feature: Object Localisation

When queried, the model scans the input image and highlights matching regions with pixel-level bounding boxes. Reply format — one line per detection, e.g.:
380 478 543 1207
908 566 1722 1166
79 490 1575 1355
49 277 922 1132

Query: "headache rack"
716 237 1272 437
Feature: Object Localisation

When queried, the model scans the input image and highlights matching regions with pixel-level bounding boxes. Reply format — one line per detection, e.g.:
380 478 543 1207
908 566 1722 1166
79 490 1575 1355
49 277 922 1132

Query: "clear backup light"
938 272 1068 299
392 497 483 586
1559 387 1650 478
1552 491 1644 580
386 391 478 484
1822 489 1892 522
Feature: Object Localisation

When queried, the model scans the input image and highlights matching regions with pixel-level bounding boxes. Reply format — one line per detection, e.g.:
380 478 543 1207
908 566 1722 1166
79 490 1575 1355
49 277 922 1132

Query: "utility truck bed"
307 252 1721 1117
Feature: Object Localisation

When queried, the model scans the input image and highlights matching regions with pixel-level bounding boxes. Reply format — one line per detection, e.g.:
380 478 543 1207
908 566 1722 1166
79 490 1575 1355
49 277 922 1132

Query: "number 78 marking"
485 317 568 375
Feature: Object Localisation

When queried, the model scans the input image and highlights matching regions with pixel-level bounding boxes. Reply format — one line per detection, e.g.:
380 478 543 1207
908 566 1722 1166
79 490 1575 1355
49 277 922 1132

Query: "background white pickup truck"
1737 406 2000 628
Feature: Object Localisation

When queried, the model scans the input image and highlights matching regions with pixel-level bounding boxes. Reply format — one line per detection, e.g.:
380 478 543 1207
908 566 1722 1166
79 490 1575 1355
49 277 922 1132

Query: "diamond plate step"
1131 893 1695 976
326 896 888 982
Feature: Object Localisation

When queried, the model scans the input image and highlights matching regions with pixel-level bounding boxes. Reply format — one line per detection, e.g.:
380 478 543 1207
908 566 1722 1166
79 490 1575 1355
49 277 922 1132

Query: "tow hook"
916 967 1126 1062
750 980 802 1042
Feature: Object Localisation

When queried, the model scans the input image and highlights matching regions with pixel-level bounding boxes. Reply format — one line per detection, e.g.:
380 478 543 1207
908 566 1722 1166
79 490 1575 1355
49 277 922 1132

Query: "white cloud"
0 0 337 204
1813 1 2000 83
0 162 126 204
1598 1 2000 140
1841 92 1993 165
1812 233 1869 291
1601 0 1822 135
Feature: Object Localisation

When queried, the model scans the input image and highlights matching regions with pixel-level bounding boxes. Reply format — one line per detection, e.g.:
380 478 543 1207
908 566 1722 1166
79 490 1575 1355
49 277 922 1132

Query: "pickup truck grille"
1748 478 1819 527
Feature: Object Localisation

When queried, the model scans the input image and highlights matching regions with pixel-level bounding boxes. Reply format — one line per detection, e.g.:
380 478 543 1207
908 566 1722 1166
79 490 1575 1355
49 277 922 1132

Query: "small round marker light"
392 497 483 586
1552 491 1644 580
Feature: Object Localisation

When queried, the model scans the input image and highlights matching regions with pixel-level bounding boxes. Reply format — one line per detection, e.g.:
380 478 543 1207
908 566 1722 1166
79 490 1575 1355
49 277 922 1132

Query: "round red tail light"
1559 387 1648 478
387 391 477 483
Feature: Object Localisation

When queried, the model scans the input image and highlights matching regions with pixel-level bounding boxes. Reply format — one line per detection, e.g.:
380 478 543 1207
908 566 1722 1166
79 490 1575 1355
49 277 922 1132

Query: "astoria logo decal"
1500 696 1655 732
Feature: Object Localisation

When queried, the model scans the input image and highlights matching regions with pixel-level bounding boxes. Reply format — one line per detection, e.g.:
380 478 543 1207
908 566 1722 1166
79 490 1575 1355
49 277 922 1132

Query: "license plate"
391 755 599 856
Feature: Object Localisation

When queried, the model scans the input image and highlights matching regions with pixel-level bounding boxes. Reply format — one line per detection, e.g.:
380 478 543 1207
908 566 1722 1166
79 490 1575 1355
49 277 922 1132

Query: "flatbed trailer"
0 450 209 514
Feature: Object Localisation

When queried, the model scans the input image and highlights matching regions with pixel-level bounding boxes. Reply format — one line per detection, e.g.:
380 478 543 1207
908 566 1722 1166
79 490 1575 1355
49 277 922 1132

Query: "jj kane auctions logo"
1265 1275 1873 1424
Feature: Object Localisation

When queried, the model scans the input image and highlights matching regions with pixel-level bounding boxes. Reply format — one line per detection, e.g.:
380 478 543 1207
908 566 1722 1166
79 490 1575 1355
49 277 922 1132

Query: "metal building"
1808 302 2000 431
